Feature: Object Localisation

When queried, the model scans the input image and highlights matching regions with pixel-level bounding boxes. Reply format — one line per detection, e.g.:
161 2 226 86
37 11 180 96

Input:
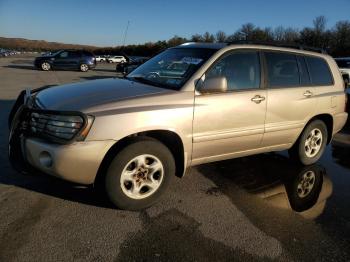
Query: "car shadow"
79 75 118 81
93 68 118 73
4 65 36 70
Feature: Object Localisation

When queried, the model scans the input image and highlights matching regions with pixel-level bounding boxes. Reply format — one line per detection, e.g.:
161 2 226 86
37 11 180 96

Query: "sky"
0 0 349 47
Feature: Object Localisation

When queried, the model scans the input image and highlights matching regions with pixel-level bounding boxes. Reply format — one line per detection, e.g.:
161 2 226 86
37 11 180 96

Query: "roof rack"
226 40 327 54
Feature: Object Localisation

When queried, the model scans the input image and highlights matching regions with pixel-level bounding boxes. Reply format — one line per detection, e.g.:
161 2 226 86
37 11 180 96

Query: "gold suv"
9 43 348 210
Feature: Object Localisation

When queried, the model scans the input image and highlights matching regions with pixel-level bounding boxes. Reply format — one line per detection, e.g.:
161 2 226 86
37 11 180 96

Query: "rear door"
261 52 317 147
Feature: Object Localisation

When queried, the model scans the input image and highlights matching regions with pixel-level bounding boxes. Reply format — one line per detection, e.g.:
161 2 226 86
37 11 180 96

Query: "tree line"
94 16 350 58
1 16 350 58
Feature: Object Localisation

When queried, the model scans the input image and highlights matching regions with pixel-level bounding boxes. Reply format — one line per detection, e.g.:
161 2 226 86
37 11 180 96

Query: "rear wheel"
105 138 175 210
289 120 328 165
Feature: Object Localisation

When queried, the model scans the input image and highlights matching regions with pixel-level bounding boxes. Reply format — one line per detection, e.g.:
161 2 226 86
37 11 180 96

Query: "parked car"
95 56 106 62
34 50 96 72
107 55 126 63
9 43 348 210
335 57 350 87
116 56 149 74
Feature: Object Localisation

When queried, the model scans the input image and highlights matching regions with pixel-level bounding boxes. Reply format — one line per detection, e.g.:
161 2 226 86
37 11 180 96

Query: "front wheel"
41 61 51 71
80 63 89 72
289 120 328 165
105 138 175 210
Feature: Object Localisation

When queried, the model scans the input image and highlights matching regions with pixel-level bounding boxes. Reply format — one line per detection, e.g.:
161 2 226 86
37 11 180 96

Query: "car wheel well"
304 114 333 144
94 130 185 188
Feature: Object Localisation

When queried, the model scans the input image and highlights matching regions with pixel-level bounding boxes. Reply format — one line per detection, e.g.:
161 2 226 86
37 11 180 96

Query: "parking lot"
0 55 350 261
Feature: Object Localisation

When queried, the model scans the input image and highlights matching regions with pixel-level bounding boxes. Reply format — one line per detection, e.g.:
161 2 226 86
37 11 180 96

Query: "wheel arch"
295 114 334 146
94 129 186 187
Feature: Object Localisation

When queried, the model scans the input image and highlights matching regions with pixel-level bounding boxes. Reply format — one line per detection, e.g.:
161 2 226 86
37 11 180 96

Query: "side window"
306 56 333 86
205 51 260 91
265 52 299 87
297 56 311 85
58 51 68 58
68 51 79 58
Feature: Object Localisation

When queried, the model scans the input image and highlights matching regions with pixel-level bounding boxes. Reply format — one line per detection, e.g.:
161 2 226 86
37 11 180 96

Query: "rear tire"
105 137 175 210
289 120 328 165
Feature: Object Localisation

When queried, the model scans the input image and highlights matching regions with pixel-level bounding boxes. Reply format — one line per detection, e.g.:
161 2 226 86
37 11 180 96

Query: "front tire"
41 61 51 71
80 63 89 72
105 138 175 210
289 120 328 165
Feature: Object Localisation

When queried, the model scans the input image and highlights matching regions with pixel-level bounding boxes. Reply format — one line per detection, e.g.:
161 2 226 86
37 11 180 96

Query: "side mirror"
200 76 228 93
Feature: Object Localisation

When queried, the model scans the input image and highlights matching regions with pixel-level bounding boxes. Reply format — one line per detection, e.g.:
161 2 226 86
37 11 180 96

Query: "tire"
41 61 51 71
80 63 89 72
105 137 175 210
289 120 328 165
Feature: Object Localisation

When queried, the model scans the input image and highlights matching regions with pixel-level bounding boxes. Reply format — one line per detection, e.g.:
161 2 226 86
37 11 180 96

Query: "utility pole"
122 20 130 47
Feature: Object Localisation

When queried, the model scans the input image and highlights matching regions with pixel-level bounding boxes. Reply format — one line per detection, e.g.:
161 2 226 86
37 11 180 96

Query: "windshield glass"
127 48 217 90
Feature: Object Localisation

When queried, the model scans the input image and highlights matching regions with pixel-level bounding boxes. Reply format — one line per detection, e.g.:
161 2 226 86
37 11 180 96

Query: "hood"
35 78 172 112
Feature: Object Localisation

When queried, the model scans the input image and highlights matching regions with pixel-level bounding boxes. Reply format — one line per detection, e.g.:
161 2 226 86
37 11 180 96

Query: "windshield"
127 48 217 90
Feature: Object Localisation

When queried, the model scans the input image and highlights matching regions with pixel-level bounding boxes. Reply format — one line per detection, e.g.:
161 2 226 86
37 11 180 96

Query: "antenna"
122 20 130 47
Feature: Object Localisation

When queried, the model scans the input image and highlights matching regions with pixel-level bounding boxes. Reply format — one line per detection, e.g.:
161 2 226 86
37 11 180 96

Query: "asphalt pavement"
0 56 349 261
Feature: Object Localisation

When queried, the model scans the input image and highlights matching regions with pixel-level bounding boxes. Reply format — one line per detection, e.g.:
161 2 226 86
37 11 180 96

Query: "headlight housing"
29 111 94 143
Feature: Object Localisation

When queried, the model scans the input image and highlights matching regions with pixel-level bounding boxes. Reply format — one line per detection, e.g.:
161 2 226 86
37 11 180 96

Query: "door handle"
303 90 313 98
251 95 265 104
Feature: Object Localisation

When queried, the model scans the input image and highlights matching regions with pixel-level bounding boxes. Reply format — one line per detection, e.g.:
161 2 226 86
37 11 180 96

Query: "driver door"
192 50 267 164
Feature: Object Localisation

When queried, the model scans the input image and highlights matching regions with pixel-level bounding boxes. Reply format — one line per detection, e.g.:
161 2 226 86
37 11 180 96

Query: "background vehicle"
107 55 126 63
9 43 348 210
95 56 106 62
34 50 96 72
116 56 149 74
335 57 350 87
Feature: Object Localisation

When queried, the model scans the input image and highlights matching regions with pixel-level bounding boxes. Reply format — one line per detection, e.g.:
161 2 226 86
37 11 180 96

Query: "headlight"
29 112 94 142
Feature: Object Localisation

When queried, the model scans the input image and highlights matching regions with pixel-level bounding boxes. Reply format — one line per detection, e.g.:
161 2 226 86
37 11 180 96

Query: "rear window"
265 52 299 87
305 56 333 86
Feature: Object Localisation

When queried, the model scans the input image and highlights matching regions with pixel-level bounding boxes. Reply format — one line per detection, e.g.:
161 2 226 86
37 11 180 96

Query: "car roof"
176 42 328 57
177 42 228 49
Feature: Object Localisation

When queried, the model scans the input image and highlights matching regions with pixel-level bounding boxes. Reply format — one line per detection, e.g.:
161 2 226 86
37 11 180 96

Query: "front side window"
58 51 68 58
205 51 261 91
128 48 216 90
306 56 333 86
68 51 79 58
265 52 299 87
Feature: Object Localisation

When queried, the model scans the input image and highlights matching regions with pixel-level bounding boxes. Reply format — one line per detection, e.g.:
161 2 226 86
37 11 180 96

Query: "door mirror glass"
200 76 228 93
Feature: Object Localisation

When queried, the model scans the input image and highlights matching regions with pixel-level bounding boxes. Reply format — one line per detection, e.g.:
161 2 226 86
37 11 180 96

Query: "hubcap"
304 128 322 158
297 171 316 198
42 62 50 70
81 64 88 71
120 154 164 199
